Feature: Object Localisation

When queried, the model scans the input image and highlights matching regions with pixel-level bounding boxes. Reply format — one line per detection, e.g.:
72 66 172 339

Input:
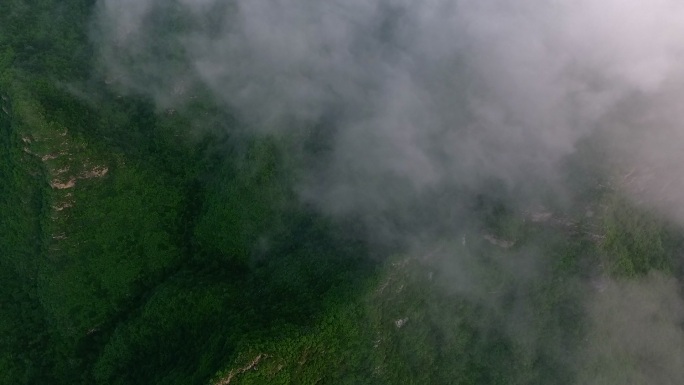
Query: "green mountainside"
1 2 683 385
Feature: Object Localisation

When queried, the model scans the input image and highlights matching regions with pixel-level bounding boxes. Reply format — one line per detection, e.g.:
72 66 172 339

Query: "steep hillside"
2 1 684 385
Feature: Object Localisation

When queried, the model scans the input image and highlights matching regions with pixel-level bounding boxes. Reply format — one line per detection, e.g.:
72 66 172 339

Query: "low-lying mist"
92 0 684 383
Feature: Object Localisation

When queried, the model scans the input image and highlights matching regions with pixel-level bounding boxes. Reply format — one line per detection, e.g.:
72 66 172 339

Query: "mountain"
2 1 684 384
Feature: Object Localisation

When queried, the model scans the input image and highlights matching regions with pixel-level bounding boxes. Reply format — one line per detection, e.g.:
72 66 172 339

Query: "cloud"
91 1 684 381
92 0 684 222
577 273 684 385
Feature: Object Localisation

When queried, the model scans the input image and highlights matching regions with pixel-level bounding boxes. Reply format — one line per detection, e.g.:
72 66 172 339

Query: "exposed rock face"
50 178 76 190
80 166 109 179
215 354 267 385
483 234 515 249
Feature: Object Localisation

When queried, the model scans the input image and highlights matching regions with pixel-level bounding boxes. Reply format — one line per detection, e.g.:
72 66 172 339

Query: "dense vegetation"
1 1 682 385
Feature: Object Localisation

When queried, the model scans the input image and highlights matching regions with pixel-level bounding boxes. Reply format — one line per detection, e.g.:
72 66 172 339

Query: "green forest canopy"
1 1 682 385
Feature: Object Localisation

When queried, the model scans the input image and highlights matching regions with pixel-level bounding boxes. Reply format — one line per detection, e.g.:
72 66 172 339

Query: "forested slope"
0 2 374 383
1 1 683 385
